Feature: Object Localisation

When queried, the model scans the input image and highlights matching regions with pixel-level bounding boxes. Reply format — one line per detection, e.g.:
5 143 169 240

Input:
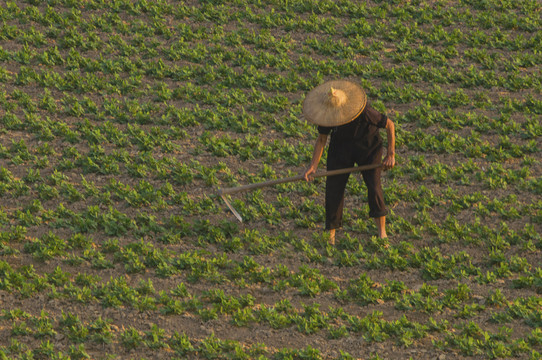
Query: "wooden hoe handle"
218 163 382 196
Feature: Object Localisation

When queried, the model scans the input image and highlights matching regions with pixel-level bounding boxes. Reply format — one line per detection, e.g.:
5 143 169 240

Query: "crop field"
0 0 541 359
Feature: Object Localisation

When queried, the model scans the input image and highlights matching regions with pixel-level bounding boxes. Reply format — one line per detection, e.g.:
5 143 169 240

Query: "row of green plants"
2 254 541 334
1 282 540 359
3 46 541 96
1 173 539 240
3 73 542 123
2 225 539 292
1 176 539 257
3 89 540 155
4 20 540 73
2 308 348 360
0 131 538 196
3 0 541 47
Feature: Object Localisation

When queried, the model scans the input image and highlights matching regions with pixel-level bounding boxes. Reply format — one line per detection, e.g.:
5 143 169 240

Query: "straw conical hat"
303 80 367 127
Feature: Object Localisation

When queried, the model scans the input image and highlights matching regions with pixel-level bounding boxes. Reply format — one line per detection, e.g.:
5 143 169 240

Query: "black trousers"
325 141 387 230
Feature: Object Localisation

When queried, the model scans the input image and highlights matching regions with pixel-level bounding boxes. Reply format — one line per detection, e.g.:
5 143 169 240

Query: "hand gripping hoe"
218 163 382 222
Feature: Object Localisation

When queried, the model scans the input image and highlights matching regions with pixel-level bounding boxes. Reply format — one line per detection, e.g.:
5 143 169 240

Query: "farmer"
303 80 395 244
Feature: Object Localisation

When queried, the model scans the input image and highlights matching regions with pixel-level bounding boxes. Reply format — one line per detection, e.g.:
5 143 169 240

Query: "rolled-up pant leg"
325 142 353 230
361 147 388 218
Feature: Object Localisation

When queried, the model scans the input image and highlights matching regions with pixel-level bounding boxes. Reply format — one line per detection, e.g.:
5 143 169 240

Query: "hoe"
218 163 382 222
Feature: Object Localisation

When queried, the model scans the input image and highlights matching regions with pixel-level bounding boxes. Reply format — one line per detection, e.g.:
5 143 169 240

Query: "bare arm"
383 118 395 170
304 133 328 181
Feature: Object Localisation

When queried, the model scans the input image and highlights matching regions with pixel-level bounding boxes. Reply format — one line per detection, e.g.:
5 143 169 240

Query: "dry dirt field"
0 0 541 359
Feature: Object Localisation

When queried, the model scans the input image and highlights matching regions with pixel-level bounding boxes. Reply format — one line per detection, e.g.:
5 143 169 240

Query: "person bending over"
302 80 395 244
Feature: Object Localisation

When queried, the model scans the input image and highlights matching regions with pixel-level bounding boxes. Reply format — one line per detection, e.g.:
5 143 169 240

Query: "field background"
0 0 541 359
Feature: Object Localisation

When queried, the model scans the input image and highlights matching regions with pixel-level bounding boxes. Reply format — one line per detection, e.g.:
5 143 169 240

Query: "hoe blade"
219 192 243 223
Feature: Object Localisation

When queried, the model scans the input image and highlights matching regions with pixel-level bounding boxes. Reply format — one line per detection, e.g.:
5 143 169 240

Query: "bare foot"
374 216 387 240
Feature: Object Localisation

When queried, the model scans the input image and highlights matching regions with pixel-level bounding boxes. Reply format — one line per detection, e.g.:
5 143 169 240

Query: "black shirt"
318 103 387 152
